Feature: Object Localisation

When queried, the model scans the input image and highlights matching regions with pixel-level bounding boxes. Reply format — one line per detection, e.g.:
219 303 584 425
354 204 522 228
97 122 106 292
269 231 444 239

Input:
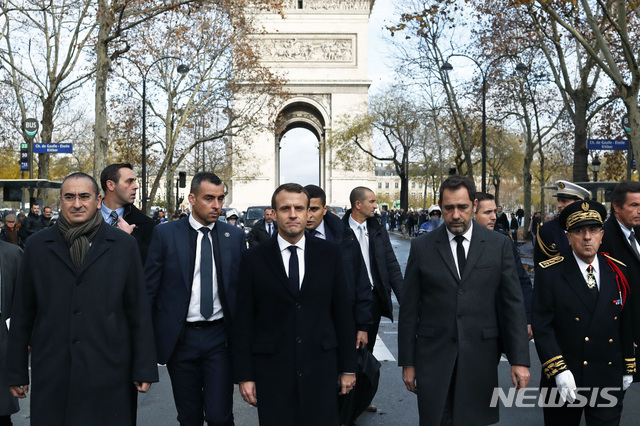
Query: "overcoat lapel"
461 225 484 283
216 224 230 290
592 255 619 322
173 219 192 290
433 226 459 282
563 256 596 313
264 237 295 297
78 223 113 275
46 225 78 274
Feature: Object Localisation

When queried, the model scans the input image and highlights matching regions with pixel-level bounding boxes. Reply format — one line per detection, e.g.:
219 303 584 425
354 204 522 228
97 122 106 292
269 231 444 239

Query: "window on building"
419 182 423 189
298 1 303 9
412 182 416 189
395 182 399 189
385 182 389 189
378 182 382 189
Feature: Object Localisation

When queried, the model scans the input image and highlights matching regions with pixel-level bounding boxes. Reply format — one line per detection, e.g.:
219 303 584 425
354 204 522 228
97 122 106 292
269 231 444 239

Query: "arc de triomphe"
229 0 376 210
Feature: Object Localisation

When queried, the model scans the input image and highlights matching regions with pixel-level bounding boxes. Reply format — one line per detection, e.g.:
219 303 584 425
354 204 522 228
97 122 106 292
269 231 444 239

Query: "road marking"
373 333 396 361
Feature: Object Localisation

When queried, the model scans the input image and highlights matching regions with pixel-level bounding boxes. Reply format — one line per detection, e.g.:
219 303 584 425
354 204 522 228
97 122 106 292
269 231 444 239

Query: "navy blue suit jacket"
145 217 246 364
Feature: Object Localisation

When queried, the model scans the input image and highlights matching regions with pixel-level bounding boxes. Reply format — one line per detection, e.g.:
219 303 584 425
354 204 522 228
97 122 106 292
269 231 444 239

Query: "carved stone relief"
284 0 373 11
258 36 354 63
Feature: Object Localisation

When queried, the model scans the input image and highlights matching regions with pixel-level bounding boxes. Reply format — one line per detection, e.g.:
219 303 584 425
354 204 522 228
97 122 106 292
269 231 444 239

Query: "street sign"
33 143 72 153
19 142 29 171
623 114 631 134
23 118 39 138
587 139 628 150
20 161 29 171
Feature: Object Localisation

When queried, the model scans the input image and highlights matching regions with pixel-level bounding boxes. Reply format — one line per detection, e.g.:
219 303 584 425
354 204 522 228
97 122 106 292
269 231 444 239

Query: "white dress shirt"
278 234 306 289
617 219 640 254
187 214 223 322
313 220 327 240
445 223 473 279
100 204 124 224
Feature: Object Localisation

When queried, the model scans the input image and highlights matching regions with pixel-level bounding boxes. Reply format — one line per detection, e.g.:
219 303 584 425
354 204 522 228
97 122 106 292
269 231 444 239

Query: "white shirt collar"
189 214 215 231
277 233 306 253
446 222 474 243
314 220 327 239
616 218 633 239
573 252 598 276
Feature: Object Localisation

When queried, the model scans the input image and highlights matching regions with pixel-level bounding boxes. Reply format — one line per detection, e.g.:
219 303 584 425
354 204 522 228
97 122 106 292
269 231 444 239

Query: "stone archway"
229 1 376 210
275 101 327 186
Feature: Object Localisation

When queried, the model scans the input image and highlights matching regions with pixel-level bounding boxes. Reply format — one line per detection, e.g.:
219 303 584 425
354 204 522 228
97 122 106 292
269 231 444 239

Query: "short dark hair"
271 183 309 210
611 180 640 209
61 172 100 197
475 192 495 204
263 207 274 213
43 205 52 211
439 175 475 203
100 163 133 192
349 186 373 208
190 172 223 195
304 184 326 206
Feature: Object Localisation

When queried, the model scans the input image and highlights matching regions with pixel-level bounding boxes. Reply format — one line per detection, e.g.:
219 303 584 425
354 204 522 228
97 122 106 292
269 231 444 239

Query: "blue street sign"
33 143 72 153
20 162 29 171
587 139 628 150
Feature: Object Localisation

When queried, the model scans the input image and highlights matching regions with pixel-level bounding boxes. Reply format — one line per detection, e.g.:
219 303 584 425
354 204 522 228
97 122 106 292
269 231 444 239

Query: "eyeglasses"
569 226 602 236
62 193 94 203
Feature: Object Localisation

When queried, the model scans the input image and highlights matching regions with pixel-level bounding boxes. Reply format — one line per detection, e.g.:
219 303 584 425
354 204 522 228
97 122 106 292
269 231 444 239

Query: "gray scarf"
57 210 103 270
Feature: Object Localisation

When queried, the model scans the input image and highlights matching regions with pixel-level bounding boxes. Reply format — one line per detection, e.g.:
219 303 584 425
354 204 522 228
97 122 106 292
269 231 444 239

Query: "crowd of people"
0 169 639 426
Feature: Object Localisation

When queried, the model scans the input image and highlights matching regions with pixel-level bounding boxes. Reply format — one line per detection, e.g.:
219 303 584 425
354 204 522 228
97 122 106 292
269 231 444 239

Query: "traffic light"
178 171 186 188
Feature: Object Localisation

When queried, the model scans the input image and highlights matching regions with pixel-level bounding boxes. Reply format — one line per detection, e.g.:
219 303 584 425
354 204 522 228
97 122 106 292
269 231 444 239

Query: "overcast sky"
279 0 396 185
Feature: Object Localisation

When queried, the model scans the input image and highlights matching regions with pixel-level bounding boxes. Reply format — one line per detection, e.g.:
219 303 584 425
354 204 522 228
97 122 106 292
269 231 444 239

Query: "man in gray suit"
0 240 21 425
398 175 530 426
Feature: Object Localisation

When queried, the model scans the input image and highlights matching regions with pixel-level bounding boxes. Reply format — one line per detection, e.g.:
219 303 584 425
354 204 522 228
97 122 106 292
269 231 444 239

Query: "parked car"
241 205 271 231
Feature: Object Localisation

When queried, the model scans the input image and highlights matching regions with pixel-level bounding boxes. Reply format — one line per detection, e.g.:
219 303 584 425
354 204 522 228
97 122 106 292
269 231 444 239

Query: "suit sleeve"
397 239 421 367
232 250 256 383
532 266 567 380
122 237 159 383
381 227 403 301
497 236 530 367
512 241 533 324
5 243 37 386
351 240 373 331
144 225 166 307
331 254 357 373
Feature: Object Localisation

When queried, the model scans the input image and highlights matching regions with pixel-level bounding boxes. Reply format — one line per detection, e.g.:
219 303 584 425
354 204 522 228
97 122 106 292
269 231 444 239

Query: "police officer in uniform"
534 180 591 265
532 200 635 426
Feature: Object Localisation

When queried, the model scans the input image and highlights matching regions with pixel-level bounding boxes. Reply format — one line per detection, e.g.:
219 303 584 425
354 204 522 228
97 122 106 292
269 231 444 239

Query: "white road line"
373 333 396 361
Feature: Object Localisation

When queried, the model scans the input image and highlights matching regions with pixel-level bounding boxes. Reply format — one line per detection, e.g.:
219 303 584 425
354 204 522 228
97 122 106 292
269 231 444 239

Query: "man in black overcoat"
233 183 357 426
5 172 158 426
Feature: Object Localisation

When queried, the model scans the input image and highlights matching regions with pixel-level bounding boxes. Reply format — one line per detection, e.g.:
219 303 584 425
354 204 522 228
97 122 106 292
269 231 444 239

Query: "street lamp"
118 56 190 214
592 156 601 182
440 58 528 194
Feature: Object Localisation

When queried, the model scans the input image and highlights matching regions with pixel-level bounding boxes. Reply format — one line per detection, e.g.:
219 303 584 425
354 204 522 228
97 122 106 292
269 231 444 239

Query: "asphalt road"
10 232 640 425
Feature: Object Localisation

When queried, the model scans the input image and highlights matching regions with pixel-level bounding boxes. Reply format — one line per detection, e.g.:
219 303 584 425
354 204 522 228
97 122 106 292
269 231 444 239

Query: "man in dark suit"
233 183 357 426
600 180 640 362
533 200 635 425
535 180 590 264
304 184 372 348
6 172 158 426
474 192 533 340
398 175 530 426
247 207 277 247
100 163 155 262
343 186 403 413
0 240 21 425
146 172 245 426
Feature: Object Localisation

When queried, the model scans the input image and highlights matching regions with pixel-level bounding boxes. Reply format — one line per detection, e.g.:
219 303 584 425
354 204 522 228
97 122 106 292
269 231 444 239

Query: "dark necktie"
629 230 640 259
454 235 466 278
109 210 119 227
268 223 272 236
199 227 214 318
288 246 299 294
586 265 598 298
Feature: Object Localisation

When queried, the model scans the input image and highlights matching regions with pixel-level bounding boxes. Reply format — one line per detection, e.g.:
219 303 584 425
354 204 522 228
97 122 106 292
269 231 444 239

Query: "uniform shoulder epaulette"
538 256 564 269
603 254 626 267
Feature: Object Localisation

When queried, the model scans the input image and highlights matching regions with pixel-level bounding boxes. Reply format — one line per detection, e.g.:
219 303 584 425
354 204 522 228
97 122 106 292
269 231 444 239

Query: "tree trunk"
38 96 55 180
572 96 589 182
624 94 640 178
523 145 534 235
93 0 113 180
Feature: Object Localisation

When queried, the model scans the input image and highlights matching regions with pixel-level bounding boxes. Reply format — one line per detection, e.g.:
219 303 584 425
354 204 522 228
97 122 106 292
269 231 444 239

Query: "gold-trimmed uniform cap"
553 180 591 200
558 200 607 232
542 355 568 380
